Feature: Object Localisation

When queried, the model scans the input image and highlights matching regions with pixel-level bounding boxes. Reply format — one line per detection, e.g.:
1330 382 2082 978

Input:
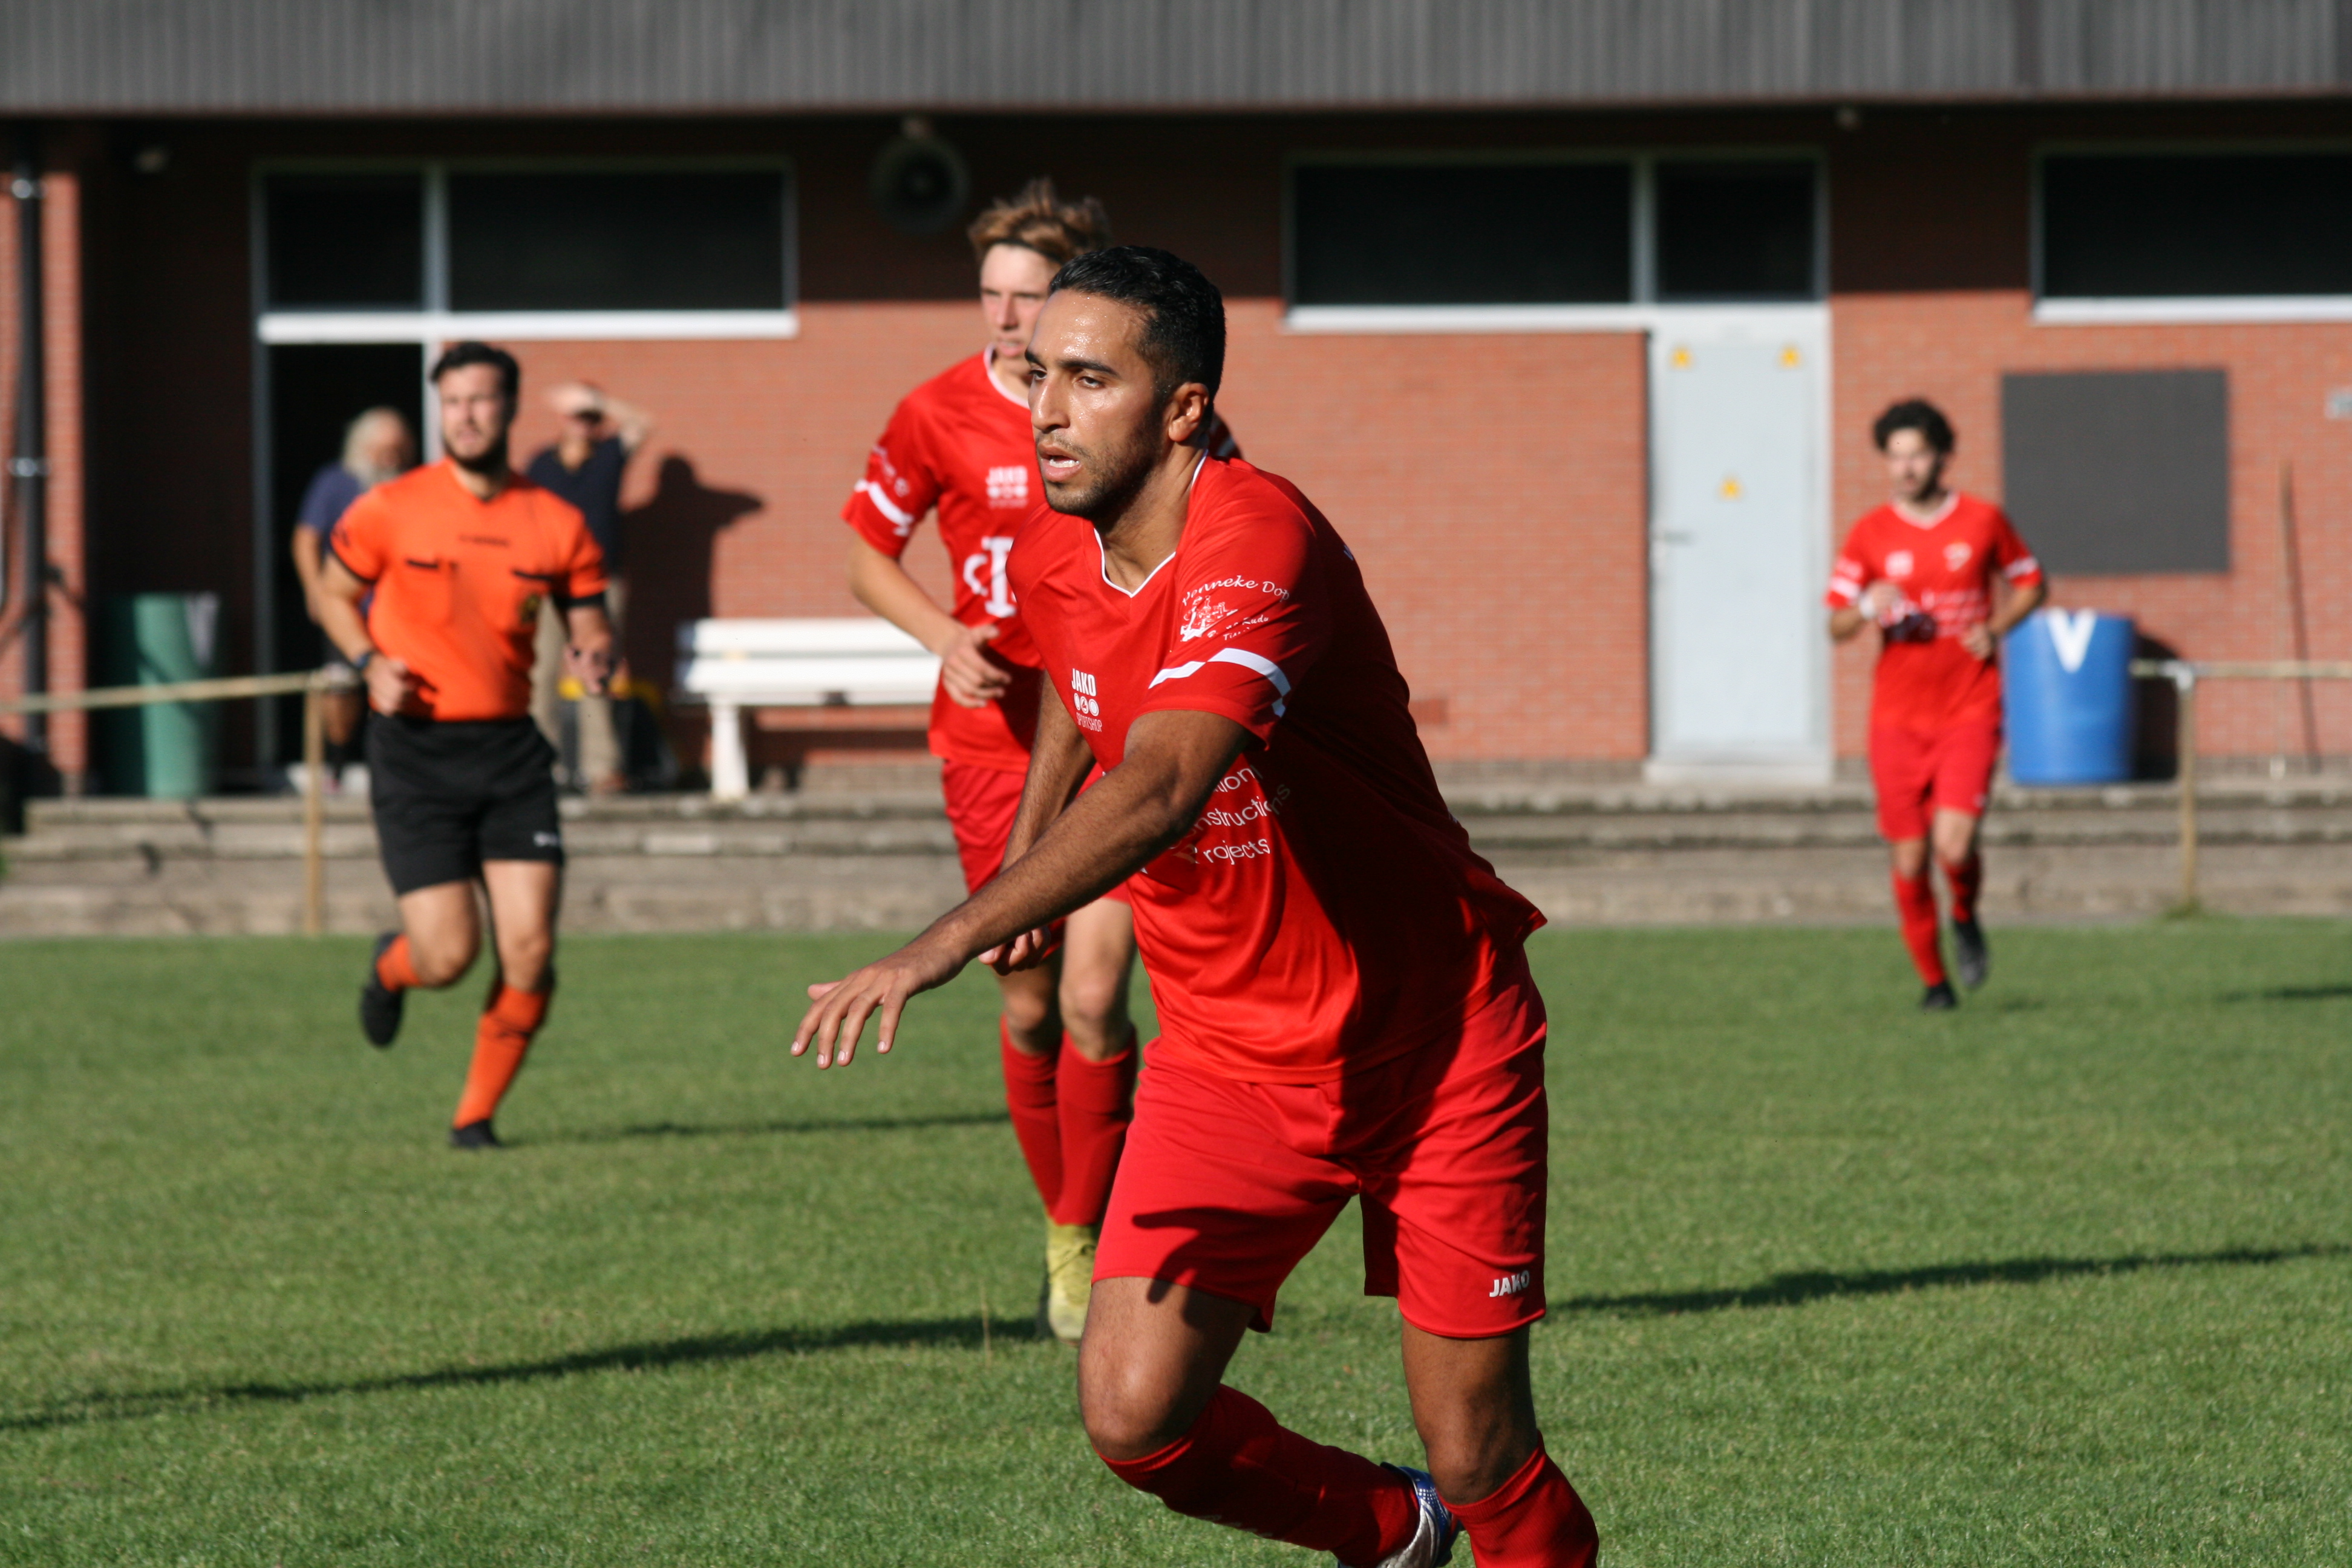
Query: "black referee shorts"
367 716 564 897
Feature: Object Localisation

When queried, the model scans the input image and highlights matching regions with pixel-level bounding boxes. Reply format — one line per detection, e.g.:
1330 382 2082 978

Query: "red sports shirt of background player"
844 350 1240 774
1825 492 2045 732
1009 456 1542 1086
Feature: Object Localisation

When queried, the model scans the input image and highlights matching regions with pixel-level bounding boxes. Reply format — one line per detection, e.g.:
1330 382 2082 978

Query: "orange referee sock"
375 935 422 993
454 979 552 1129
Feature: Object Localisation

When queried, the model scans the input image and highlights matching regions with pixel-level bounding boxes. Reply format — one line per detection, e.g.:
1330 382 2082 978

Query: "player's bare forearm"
1987 580 2048 639
1003 683 1095 866
791 709 1247 1068
847 538 962 655
1829 606 1870 642
313 558 375 666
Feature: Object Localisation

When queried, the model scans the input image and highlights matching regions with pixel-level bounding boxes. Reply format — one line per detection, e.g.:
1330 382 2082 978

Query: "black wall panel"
2000 370 2229 575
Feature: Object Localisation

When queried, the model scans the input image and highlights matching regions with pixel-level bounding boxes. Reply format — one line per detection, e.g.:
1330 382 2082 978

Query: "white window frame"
1282 148 1827 335
251 157 801 343
2031 141 2352 325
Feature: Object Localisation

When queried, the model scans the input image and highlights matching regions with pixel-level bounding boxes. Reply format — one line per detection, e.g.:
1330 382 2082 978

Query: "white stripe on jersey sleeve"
1149 645 1294 717
854 478 915 529
2004 555 2041 580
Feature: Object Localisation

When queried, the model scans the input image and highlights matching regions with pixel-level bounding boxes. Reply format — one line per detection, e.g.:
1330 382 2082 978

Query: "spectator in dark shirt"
291 407 416 788
524 381 654 792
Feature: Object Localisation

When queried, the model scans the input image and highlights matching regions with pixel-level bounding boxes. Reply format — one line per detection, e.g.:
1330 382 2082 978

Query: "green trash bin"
97 593 221 799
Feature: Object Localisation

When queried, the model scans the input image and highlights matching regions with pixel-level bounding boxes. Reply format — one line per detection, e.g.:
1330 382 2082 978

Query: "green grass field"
2 921 2347 1566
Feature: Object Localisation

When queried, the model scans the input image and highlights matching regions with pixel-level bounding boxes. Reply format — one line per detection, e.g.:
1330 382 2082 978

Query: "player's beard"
447 431 511 479
1039 424 1157 526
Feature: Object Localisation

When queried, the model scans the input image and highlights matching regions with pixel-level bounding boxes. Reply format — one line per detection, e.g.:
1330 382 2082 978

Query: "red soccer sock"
453 979 552 1128
376 934 421 993
1048 1032 1137 1227
1442 1446 1599 1568
1892 867 1947 985
999 1022 1065 1213
1941 851 1984 925
1098 1384 1420 1564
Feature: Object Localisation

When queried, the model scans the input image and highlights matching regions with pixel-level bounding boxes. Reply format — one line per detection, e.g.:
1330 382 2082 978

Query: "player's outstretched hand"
938 622 1013 709
792 935 967 1069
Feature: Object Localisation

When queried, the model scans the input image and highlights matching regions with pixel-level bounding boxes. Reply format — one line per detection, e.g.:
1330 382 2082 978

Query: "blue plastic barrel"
2002 609 2137 785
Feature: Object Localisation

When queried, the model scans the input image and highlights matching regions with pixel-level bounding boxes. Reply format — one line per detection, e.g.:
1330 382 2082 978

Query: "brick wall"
501 302 1651 767
0 139 90 783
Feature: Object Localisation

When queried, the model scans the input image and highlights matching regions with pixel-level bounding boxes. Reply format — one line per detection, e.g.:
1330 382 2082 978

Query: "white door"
1647 312 1829 782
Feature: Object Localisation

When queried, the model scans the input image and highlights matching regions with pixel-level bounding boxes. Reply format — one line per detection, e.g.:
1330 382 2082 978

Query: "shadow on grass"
2220 984 2352 1004
1 1315 1020 1434
541 1109 1010 1145
1547 1242 2345 1319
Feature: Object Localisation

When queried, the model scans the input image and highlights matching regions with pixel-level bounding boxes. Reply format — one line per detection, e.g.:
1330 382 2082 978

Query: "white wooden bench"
674 618 940 800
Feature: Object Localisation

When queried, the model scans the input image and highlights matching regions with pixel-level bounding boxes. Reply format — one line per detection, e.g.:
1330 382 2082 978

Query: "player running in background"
1829 399 2047 1010
797 248 1596 1568
841 181 1235 1344
313 342 613 1146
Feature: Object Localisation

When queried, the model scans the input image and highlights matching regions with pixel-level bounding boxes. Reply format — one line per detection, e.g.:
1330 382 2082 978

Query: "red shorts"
1870 723 2000 841
1096 952 1548 1338
941 757 1132 904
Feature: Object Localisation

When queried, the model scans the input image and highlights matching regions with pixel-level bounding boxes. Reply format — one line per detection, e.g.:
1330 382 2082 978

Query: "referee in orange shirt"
313 342 613 1148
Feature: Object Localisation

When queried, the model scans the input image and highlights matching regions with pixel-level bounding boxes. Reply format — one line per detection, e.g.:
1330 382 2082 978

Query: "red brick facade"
7 105 2348 789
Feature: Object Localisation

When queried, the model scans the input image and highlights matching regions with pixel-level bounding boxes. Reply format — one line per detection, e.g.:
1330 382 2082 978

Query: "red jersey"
1826 492 2043 731
844 350 1238 773
331 460 606 722
1009 457 1542 1086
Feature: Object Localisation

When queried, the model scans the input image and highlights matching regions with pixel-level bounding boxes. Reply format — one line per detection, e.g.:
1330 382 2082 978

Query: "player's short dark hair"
1049 245 1224 402
1873 398 1954 454
430 341 520 400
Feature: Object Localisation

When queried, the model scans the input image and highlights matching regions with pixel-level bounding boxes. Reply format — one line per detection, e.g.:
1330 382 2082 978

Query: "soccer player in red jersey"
1829 400 2047 1009
841 182 1236 1344
798 247 1596 1568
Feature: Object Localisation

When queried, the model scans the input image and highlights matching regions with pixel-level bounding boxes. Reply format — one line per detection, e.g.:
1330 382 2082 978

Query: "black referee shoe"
359 931 405 1048
1921 981 1959 1011
1953 918 1990 991
449 1119 504 1150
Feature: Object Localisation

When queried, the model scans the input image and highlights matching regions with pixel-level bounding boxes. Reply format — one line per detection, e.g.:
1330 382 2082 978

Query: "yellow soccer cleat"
1042 1221 1097 1346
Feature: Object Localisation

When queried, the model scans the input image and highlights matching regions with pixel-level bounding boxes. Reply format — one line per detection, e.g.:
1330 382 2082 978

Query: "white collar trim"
1893 491 1961 529
1093 454 1206 599
981 348 1030 410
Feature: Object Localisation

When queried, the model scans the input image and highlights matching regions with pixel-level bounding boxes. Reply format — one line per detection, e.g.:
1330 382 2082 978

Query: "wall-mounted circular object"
869 120 970 237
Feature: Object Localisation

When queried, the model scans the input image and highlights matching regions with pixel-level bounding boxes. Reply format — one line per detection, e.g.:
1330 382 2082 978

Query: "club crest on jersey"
1886 549 1915 579
1068 669 1103 731
985 465 1028 508
1944 541 1973 571
1178 596 1232 642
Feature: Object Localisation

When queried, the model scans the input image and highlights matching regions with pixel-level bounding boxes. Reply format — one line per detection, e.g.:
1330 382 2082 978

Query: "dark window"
447 171 789 311
264 174 425 309
1655 161 1817 300
1291 162 1633 306
2001 370 2230 573
2042 154 2352 298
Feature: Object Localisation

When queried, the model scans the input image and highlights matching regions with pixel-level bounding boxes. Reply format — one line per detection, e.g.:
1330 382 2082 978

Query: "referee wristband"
351 648 374 675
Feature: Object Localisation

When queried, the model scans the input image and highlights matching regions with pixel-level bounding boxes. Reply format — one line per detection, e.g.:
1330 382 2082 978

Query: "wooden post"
2175 668 2198 913
302 679 325 936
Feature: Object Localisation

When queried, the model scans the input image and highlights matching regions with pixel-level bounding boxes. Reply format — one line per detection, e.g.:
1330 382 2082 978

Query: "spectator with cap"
525 381 654 792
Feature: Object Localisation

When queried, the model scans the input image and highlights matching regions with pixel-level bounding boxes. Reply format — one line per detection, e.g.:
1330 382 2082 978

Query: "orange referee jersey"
330 459 607 722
